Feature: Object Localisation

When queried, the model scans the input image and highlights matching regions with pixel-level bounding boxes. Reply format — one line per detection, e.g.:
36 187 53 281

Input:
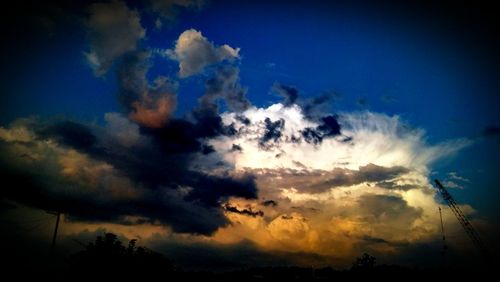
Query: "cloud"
130 95 176 128
261 200 278 207
1 16 481 267
166 29 240 77
103 113 142 147
301 115 341 144
251 164 410 195
0 117 258 235
117 51 178 128
85 0 145 76
178 102 477 265
442 172 468 189
441 180 463 189
259 117 285 149
0 100 477 267
198 65 251 113
210 104 471 171
357 194 422 224
301 91 340 120
223 203 264 217
447 172 469 182
150 0 205 28
272 83 299 107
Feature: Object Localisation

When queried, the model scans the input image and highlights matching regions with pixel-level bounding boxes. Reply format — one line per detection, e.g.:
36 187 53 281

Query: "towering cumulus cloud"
202 102 472 264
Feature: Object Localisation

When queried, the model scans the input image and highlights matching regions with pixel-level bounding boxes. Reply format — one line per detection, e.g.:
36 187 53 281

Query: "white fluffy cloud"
209 103 471 172
166 29 240 77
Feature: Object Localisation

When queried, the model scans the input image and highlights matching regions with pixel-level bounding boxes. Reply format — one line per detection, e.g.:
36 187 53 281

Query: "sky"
1 0 500 271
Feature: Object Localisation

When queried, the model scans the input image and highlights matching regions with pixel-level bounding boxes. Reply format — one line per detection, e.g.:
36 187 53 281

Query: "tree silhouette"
69 233 174 280
351 253 376 271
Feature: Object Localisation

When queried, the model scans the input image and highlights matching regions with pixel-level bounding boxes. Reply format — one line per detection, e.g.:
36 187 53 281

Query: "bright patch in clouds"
210 103 470 171
193 102 473 263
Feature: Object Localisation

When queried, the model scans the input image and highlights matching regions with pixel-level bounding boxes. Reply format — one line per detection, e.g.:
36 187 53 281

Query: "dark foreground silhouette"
5 233 487 281
68 233 173 280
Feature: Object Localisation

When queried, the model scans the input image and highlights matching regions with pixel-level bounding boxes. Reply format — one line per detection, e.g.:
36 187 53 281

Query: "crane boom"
433 179 490 262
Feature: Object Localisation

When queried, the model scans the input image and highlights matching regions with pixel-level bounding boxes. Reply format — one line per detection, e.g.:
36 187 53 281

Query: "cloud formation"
150 0 205 28
0 115 257 235
200 66 250 113
166 29 240 77
0 101 475 266
272 83 299 107
85 0 145 76
210 104 471 172
0 9 482 269
117 51 178 128
187 101 474 265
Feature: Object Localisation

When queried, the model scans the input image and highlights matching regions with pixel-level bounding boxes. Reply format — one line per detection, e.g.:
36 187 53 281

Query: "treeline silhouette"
69 233 173 280
64 233 478 281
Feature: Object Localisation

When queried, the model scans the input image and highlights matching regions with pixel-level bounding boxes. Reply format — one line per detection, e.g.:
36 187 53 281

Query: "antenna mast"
433 179 490 262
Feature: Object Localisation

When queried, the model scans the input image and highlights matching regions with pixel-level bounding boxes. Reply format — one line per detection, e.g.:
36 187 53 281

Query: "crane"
433 179 490 263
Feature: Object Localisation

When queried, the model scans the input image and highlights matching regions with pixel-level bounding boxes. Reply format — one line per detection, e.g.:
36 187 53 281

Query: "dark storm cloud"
301 115 341 144
116 51 153 111
259 118 285 149
361 235 390 245
313 164 409 191
317 115 341 136
3 7 260 235
253 163 410 194
231 144 243 152
37 120 96 150
200 65 251 113
0 117 258 235
301 91 340 120
85 0 145 76
375 181 419 191
272 82 299 106
117 50 177 128
356 194 422 223
301 128 322 144
235 114 251 126
223 204 264 217
44 120 257 202
178 65 251 146
261 200 278 207
201 144 215 154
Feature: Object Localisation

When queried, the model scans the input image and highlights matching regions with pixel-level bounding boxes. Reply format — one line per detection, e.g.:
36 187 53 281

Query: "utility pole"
47 211 61 256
